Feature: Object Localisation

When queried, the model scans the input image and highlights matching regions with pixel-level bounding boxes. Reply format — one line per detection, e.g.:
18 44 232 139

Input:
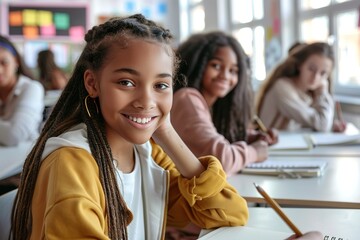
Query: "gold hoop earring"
84 95 99 118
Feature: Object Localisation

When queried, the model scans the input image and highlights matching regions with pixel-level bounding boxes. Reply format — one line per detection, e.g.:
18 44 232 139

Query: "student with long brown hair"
37 49 68 91
256 42 346 132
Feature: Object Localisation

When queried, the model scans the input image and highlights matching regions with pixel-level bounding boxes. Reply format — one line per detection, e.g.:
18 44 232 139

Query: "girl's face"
201 46 238 107
0 47 18 88
85 39 174 145
296 54 332 91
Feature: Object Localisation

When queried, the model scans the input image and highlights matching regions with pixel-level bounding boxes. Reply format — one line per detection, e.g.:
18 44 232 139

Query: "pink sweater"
171 88 258 176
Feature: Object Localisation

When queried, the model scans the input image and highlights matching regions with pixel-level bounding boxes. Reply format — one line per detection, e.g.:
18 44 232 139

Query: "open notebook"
241 159 328 178
198 226 292 240
270 123 360 151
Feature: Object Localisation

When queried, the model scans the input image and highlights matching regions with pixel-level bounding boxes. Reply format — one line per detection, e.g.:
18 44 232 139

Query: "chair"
0 189 17 240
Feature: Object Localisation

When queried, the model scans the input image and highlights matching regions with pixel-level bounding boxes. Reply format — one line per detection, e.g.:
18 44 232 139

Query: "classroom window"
230 0 266 84
297 0 360 95
300 0 330 10
190 4 205 33
300 16 329 42
336 10 360 86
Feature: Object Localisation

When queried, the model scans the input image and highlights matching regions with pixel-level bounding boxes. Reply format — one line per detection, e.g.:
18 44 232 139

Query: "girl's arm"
272 79 334 132
152 117 205 179
171 89 259 175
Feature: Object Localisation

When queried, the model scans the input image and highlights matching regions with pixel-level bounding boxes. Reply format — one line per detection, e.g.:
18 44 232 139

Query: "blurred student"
11 14 249 239
256 42 346 132
37 49 68 91
0 35 44 146
171 31 278 177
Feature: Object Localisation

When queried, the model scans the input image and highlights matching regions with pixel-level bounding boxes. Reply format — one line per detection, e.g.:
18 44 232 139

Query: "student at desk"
11 14 250 240
0 35 44 146
37 49 68 91
256 42 346 133
171 31 278 177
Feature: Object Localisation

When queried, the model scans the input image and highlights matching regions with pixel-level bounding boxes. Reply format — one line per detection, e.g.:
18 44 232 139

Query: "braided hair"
174 31 253 142
11 14 177 240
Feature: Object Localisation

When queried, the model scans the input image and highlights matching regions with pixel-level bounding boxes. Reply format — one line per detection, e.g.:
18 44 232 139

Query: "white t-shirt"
114 148 145 239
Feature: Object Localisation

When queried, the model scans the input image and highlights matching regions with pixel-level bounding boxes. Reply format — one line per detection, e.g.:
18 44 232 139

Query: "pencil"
254 115 268 133
336 102 344 122
253 183 303 237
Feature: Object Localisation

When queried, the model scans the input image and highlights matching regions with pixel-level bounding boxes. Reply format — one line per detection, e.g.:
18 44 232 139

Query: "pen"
253 183 303 237
336 102 344 123
254 115 268 133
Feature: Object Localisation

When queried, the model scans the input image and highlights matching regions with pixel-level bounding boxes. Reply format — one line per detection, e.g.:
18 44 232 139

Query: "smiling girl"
11 14 249 240
171 31 278 177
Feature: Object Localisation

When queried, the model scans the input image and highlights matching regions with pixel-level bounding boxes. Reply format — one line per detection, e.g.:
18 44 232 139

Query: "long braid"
11 14 176 240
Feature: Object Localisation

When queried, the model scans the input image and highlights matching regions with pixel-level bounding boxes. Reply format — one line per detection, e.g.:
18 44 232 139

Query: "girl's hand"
267 128 279 145
286 231 323 240
249 140 268 163
313 78 328 96
332 119 347 133
153 113 172 140
248 129 279 146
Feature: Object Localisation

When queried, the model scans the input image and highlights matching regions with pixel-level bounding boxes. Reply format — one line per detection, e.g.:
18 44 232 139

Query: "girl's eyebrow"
114 67 172 78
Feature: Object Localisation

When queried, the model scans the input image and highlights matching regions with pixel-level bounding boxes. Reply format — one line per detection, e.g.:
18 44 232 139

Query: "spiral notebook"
242 159 328 178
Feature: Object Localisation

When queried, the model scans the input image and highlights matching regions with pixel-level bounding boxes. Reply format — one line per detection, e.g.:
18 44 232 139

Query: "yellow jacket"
31 124 248 239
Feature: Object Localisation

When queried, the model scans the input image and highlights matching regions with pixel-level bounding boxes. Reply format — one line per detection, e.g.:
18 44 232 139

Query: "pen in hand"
254 115 268 133
253 183 303 237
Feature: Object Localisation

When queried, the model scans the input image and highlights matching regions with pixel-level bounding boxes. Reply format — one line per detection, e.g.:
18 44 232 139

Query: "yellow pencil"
254 115 268 133
253 183 303 237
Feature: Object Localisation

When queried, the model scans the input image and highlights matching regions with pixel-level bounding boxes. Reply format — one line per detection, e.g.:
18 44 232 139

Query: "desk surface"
0 142 33 180
230 156 360 208
200 208 360 239
247 207 360 240
270 144 360 157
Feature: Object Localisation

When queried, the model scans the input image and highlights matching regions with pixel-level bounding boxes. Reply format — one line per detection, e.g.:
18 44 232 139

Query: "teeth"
128 116 152 124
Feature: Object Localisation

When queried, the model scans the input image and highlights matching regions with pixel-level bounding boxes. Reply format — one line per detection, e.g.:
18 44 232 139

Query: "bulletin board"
2 2 89 41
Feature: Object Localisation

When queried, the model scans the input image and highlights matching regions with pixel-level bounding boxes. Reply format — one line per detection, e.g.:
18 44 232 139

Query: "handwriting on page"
324 235 347 240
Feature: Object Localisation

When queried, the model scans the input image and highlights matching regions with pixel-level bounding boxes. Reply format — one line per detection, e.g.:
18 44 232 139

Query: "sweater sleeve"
171 88 257 176
151 142 249 230
272 79 334 132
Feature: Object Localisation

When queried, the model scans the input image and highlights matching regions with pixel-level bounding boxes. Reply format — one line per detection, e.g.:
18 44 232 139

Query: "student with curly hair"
171 31 278 177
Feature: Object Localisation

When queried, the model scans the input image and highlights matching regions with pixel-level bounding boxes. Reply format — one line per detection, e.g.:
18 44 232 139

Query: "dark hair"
37 49 66 90
0 35 34 80
256 42 334 114
287 41 306 55
12 14 178 240
174 31 253 142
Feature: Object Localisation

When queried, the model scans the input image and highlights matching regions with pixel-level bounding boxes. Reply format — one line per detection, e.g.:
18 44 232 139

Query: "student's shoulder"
18 75 44 93
272 77 297 93
174 88 206 105
43 146 97 170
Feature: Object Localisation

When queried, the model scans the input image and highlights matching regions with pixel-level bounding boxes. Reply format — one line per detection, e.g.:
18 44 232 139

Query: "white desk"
0 141 33 180
247 207 360 240
199 208 360 239
230 156 360 208
270 145 360 157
